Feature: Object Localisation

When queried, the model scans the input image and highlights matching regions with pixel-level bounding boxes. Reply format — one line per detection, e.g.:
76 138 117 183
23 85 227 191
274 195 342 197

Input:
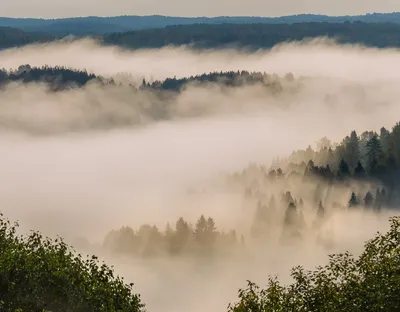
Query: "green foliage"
228 216 400 312
0 212 145 312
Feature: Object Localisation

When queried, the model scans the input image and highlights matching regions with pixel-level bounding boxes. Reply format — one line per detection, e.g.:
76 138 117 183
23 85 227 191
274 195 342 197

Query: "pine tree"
269 195 276 210
251 201 269 240
363 191 374 208
338 159 350 178
346 130 360 170
317 201 325 219
374 188 382 211
206 217 217 245
348 192 358 208
194 215 207 246
366 134 382 171
354 161 366 178
171 217 190 254
284 202 298 227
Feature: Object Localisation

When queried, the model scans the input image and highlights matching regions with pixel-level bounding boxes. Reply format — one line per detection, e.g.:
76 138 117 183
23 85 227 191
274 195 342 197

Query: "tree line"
4 21 400 50
141 70 295 92
2 13 400 37
0 65 298 93
102 22 400 50
269 122 400 207
103 215 243 258
103 183 385 260
0 65 104 90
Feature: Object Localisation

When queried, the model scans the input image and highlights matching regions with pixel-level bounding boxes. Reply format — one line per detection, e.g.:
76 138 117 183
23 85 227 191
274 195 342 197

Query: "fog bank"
0 38 399 312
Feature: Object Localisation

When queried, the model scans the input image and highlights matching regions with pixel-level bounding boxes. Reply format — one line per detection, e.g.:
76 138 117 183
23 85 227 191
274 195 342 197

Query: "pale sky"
1 0 400 18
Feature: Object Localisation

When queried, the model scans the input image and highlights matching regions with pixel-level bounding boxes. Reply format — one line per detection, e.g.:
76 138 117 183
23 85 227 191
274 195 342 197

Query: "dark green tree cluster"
142 70 296 92
0 212 145 312
1 65 299 95
0 65 107 90
280 123 400 206
228 216 400 312
103 215 242 258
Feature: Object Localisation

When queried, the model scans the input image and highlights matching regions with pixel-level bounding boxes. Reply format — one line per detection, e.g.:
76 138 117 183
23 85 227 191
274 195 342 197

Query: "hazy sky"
2 0 400 18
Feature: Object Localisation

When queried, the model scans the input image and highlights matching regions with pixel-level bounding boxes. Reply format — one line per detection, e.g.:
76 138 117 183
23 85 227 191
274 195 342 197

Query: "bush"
228 216 400 312
0 212 145 312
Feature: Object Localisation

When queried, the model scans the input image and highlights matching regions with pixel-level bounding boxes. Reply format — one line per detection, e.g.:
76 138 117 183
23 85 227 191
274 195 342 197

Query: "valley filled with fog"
1 37 400 312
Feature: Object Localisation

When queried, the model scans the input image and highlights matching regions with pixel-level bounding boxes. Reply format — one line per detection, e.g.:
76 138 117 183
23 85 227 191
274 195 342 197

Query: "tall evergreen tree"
345 130 360 170
363 191 374 208
354 161 366 178
374 188 382 212
348 192 358 208
366 134 383 171
338 159 350 178
317 201 325 219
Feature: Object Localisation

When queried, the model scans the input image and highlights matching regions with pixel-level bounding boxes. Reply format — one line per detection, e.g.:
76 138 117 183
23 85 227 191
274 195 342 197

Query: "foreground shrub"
228 216 400 312
0 212 145 312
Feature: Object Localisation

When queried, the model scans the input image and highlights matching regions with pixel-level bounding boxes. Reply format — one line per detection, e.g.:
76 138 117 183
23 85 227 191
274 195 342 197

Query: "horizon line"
1 11 399 21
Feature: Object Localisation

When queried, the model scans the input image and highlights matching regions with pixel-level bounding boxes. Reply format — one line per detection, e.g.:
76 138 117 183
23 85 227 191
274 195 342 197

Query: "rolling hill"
1 12 400 36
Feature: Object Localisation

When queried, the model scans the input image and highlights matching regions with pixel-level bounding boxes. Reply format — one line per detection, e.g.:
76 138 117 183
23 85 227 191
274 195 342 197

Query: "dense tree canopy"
0 212 145 312
228 216 400 312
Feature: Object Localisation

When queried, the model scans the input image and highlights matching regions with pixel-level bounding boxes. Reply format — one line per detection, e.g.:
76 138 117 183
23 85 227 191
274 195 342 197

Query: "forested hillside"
1 12 400 36
100 120 400 261
103 22 400 49
0 26 52 49
3 21 400 50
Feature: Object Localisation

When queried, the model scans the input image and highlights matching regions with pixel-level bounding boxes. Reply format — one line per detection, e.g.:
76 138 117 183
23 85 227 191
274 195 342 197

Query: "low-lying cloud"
0 38 399 312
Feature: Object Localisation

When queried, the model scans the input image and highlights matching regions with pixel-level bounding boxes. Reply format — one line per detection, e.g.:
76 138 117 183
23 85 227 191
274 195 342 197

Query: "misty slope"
102 119 400 261
0 66 302 133
103 22 400 49
2 12 400 35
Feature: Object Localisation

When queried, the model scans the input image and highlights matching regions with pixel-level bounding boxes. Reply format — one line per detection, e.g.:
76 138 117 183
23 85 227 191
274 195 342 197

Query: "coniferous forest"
1 11 400 312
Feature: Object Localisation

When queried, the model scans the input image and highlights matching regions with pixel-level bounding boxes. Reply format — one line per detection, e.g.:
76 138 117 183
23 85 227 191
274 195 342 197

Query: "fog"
1 38 400 312
2 37 400 82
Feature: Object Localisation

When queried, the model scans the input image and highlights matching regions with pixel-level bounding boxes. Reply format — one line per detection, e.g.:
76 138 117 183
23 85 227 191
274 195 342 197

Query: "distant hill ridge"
1 12 400 35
